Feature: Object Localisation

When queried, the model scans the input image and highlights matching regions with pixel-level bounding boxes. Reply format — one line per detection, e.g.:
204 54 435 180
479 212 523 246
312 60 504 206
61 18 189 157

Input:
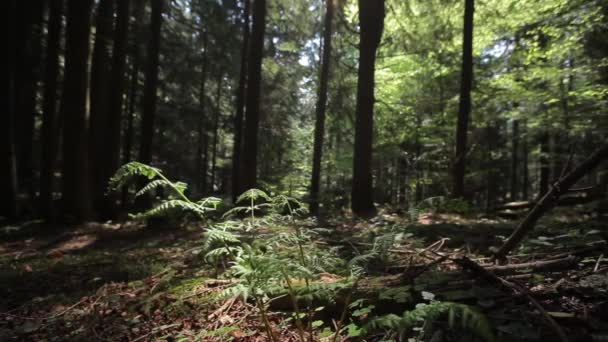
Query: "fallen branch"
495 143 608 260
453 257 569 342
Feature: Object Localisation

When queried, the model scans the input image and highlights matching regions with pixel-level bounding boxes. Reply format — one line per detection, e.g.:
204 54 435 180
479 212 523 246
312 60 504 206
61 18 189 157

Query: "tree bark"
539 130 550 197
510 119 519 201
197 31 209 196
495 143 608 260
210 72 223 193
101 0 130 218
15 0 44 201
1 0 19 219
522 120 529 200
40 0 64 221
89 0 116 217
452 0 474 199
231 0 251 202
121 0 145 206
351 0 385 217
310 0 334 216
138 0 163 166
241 0 267 192
60 0 95 222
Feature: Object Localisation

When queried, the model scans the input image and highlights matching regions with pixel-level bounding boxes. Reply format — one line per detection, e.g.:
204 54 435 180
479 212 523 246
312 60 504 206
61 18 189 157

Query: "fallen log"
495 143 608 260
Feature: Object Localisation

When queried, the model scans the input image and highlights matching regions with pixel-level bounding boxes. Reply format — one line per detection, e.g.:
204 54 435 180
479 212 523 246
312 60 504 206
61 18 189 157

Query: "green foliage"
365 300 495 342
110 162 221 220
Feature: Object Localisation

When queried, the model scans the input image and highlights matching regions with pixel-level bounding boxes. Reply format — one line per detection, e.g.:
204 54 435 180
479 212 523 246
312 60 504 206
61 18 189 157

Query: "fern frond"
134 179 188 198
236 189 271 204
131 199 211 219
108 162 163 191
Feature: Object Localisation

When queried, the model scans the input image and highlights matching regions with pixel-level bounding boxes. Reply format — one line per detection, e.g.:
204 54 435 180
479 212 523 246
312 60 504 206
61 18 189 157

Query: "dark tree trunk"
89 0 115 217
351 0 385 217
1 0 19 218
309 0 334 216
522 120 529 200
241 0 267 192
138 0 163 165
211 73 223 193
101 0 130 218
121 0 145 206
16 0 44 201
539 130 550 197
197 31 209 196
452 0 474 199
231 0 251 202
510 119 519 200
61 0 94 222
40 0 64 221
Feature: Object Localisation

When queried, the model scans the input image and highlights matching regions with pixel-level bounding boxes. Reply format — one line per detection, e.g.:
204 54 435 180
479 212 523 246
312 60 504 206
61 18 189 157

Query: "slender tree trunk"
351 0 385 217
522 120 529 200
197 31 209 195
89 0 115 218
241 0 267 192
211 73 223 193
138 0 163 166
100 0 130 218
40 0 63 221
452 0 474 199
16 0 44 201
61 0 94 222
510 119 519 200
539 130 550 197
310 0 334 216
231 0 250 202
1 0 19 218
121 0 145 206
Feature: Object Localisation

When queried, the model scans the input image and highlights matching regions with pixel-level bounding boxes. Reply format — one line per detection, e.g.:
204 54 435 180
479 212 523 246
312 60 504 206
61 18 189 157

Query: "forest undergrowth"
1 200 606 341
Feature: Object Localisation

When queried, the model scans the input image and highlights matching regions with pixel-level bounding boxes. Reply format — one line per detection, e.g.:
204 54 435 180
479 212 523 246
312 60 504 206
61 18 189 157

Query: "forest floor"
0 208 607 341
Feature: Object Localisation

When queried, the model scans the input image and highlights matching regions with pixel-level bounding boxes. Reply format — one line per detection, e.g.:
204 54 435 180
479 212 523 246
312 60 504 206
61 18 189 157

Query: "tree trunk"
309 0 334 216
452 0 474 199
241 0 267 192
539 130 550 197
231 0 251 202
101 0 130 218
40 0 63 221
121 0 145 206
16 0 44 201
522 120 529 200
495 143 608 260
197 31 209 196
351 0 385 217
210 72 223 193
510 119 519 201
60 0 95 222
89 0 116 217
138 0 163 166
1 0 19 218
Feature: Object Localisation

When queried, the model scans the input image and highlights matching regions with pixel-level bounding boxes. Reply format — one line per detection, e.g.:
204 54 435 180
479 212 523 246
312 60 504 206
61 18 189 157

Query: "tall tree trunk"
61 0 94 222
452 0 474 199
241 0 267 192
1 0 19 218
351 0 385 217
539 130 550 197
522 120 529 200
138 0 163 166
510 119 519 200
40 0 64 221
309 0 334 216
101 0 130 218
16 0 44 201
197 31 209 196
211 73 223 193
231 0 251 202
89 0 115 217
121 0 145 206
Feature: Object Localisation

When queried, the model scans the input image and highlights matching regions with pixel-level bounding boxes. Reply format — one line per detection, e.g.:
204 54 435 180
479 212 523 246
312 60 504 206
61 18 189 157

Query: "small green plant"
365 300 495 342
109 162 221 219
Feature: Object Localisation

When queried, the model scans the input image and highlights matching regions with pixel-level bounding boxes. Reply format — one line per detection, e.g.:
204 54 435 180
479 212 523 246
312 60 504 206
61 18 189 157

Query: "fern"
108 161 163 191
365 301 495 342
